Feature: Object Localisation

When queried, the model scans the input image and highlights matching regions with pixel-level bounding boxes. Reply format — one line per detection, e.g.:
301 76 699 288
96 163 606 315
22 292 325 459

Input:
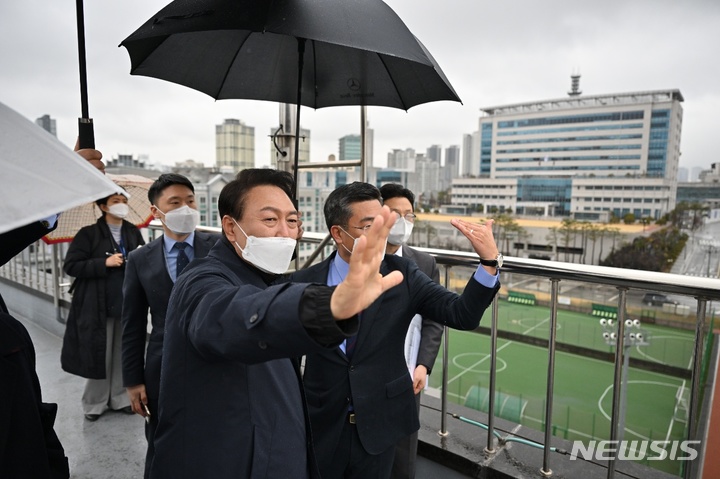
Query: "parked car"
642 293 678 307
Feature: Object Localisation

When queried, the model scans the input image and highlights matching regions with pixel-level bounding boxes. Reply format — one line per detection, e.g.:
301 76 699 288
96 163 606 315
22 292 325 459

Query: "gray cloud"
1 0 717 170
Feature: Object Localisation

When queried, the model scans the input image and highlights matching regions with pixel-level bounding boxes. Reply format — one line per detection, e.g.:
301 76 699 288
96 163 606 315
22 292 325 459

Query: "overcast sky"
1 0 718 171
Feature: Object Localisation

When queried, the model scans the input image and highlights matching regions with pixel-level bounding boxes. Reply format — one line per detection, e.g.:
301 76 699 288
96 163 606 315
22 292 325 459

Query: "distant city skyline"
3 0 717 173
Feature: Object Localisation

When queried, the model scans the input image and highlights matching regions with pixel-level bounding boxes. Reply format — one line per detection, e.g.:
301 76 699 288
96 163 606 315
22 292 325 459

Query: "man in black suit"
380 183 444 479
292 182 501 479
121 173 219 478
149 169 403 479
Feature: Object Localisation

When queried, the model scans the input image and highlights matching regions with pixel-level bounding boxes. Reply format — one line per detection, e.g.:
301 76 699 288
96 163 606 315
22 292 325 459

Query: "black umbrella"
120 0 461 193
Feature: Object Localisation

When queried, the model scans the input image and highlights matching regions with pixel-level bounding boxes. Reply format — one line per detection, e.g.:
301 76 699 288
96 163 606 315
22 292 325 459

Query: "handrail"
1 224 717 478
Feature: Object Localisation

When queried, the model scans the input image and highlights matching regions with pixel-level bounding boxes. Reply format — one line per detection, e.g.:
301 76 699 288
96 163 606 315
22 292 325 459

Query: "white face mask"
337 226 361 255
231 218 297 275
337 226 387 258
107 203 129 219
156 205 200 234
387 216 414 246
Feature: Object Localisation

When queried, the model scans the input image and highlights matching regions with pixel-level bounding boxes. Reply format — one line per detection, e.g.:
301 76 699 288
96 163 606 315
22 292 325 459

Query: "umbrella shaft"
292 38 306 198
76 0 90 119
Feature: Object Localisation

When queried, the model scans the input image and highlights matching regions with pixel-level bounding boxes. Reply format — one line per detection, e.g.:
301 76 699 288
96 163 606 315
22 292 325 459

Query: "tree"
546 227 559 260
623 213 636 224
492 213 527 256
601 227 688 272
558 218 579 262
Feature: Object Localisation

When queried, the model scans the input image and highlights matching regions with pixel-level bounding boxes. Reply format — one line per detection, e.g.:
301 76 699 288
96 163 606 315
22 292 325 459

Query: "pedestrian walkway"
18 314 146 479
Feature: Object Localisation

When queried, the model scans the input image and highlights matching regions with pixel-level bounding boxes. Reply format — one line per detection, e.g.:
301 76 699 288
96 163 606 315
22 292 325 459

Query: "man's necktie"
345 313 361 359
176 242 189 278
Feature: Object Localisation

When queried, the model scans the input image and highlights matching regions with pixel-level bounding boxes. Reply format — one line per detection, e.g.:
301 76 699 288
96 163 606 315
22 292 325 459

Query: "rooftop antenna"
568 71 582 97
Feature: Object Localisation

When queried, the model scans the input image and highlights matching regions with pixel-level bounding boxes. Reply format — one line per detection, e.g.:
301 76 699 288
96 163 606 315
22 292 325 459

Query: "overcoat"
61 217 144 379
150 238 352 479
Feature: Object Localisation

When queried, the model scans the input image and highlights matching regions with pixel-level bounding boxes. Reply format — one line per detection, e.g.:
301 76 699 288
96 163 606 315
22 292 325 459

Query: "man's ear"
330 225 343 245
150 205 161 220
221 216 237 242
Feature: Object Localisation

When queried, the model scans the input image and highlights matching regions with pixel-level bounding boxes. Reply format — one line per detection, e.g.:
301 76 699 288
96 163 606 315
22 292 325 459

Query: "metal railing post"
541 279 560 476
439 265 451 437
684 298 708 479
607 288 629 479
485 294 500 454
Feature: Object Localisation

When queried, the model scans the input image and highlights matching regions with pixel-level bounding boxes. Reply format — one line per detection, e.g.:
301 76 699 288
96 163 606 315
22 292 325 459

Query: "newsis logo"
569 440 701 461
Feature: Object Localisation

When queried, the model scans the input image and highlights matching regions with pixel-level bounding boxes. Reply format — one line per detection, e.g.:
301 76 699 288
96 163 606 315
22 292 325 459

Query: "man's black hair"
218 168 295 223
323 182 382 231
379 183 415 209
148 173 195 206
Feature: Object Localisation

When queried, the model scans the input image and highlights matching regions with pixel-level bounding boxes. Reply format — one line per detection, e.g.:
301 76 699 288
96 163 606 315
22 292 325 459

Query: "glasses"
345 224 373 233
400 213 417 222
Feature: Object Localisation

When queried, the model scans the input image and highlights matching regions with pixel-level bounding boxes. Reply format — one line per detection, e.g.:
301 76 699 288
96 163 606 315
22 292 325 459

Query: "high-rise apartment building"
443 145 461 191
338 128 374 165
426 145 442 164
452 87 684 221
461 132 480 177
339 134 361 162
35 114 56 137
215 119 255 171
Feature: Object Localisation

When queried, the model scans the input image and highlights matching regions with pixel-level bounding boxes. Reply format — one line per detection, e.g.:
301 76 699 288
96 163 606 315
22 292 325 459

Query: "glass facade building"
453 89 683 220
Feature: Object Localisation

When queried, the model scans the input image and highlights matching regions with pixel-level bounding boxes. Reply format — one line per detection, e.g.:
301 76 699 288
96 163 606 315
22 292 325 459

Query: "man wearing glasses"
292 182 501 478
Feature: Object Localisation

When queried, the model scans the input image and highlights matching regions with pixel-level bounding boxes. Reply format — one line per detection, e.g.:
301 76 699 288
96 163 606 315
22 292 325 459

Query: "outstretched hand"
451 218 500 273
330 206 404 320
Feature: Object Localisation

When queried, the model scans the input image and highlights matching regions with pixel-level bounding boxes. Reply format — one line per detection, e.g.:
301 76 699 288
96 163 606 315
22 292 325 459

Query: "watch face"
497 254 504 268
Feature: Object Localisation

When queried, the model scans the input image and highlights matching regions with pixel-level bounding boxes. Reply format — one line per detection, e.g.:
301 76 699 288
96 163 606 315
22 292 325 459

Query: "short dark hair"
218 168 295 223
95 189 127 216
324 182 382 231
379 183 415 209
148 173 195 205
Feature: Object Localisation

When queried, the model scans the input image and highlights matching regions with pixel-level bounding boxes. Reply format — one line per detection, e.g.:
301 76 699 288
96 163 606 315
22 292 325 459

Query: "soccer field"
427 300 697 475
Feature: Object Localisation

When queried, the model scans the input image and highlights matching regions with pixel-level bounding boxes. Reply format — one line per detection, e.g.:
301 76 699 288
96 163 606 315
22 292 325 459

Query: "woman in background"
61 191 144 421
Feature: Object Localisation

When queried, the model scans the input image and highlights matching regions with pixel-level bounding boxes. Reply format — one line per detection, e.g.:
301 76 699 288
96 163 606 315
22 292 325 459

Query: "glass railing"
2 224 717 478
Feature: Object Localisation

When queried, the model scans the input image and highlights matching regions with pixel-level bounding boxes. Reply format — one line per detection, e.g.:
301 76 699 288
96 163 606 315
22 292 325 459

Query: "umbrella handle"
78 118 95 149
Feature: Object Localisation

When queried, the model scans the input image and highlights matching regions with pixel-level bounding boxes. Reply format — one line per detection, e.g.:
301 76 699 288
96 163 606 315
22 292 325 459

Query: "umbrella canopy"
42 174 155 244
0 101 120 236
120 0 461 110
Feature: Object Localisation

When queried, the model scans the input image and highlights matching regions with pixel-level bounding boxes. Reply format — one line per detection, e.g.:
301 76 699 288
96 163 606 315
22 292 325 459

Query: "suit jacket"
291 252 499 460
121 231 219 404
150 238 336 479
402 246 444 373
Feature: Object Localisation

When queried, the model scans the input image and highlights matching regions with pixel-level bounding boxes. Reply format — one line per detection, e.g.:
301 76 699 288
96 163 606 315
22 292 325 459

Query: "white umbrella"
0 101 120 235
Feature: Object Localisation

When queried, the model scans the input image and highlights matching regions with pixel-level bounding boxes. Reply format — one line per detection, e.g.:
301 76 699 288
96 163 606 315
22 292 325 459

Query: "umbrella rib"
214 33 253 99
377 54 409 111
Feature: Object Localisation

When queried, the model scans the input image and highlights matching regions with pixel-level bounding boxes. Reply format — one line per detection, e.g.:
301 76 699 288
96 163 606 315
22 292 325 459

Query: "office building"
216 119 255 171
452 85 684 220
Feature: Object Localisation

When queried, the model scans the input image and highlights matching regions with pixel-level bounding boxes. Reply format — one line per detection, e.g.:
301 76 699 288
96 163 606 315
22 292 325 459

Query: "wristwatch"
479 253 503 268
